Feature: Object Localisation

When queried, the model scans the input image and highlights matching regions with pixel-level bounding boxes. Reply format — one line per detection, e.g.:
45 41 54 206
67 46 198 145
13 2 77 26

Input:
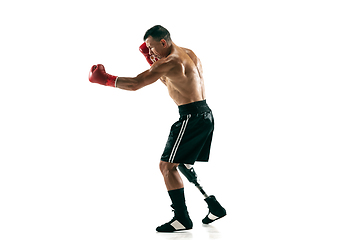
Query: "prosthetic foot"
156 205 193 232
178 164 226 224
202 195 227 224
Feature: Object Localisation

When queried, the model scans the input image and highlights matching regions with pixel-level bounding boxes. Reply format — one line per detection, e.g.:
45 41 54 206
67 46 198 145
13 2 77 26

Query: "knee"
159 161 178 176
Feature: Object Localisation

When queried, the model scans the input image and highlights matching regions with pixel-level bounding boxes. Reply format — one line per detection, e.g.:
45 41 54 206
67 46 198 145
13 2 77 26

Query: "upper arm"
134 69 162 90
134 58 175 90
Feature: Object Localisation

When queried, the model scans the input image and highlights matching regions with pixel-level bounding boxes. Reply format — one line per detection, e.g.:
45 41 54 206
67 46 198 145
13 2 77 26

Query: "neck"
164 41 174 57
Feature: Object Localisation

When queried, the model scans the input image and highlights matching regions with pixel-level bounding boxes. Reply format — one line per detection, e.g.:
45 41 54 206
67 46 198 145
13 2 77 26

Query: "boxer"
89 25 226 232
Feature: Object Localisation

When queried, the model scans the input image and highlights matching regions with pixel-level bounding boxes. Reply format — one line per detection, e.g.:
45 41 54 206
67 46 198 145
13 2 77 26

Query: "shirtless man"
89 25 226 232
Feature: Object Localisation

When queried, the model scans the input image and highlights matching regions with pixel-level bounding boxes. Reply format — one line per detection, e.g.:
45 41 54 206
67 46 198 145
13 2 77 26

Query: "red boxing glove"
89 64 118 87
139 42 159 66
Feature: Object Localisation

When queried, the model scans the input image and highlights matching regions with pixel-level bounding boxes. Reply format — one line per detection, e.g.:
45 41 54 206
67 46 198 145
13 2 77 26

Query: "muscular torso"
159 44 206 106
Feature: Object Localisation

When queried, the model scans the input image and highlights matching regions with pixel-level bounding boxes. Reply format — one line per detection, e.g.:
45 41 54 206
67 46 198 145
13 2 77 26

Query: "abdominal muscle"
164 76 205 106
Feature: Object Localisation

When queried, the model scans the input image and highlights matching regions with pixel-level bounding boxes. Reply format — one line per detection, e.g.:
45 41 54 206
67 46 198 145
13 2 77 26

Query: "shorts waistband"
178 100 211 116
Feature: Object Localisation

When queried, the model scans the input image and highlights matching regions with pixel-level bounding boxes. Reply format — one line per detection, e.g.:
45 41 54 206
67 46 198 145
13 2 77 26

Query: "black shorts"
161 100 214 165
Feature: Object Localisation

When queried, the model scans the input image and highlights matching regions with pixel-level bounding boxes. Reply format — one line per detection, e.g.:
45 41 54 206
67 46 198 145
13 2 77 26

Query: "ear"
160 39 167 48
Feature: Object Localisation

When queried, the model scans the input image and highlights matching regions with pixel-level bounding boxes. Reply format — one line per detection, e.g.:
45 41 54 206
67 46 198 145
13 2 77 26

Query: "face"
145 36 167 59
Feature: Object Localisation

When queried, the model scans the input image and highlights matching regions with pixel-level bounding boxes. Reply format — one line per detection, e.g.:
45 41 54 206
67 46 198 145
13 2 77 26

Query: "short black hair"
143 25 171 42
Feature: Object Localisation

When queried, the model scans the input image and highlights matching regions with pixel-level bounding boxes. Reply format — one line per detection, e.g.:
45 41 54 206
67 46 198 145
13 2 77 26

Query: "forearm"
89 64 156 90
89 63 162 91
115 76 139 91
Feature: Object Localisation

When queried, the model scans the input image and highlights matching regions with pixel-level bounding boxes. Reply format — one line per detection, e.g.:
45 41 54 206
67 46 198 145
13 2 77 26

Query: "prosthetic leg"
178 164 227 224
178 164 209 198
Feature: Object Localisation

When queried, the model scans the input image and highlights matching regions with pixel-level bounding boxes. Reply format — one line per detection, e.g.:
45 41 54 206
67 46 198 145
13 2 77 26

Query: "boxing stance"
89 25 226 232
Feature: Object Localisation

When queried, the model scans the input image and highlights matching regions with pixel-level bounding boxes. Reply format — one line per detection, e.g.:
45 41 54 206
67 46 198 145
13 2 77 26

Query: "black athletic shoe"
156 205 193 232
202 195 227 224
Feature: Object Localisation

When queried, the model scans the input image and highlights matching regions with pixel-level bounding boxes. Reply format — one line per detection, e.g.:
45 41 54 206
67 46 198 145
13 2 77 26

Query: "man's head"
143 25 172 59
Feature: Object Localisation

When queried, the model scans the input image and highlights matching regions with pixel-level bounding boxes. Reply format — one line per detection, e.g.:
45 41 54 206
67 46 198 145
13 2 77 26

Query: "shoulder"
180 47 194 55
180 47 197 59
180 47 200 65
150 54 182 73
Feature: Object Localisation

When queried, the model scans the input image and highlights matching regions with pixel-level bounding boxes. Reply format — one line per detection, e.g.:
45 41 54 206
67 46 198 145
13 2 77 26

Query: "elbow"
128 82 141 91
129 75 145 91
128 85 137 91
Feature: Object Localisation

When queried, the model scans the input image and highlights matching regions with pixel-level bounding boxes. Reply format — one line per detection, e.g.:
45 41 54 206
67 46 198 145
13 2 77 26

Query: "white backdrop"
1 0 359 239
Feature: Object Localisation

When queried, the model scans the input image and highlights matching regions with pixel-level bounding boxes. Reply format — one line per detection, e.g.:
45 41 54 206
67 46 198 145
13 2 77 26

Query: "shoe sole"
202 212 227 224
